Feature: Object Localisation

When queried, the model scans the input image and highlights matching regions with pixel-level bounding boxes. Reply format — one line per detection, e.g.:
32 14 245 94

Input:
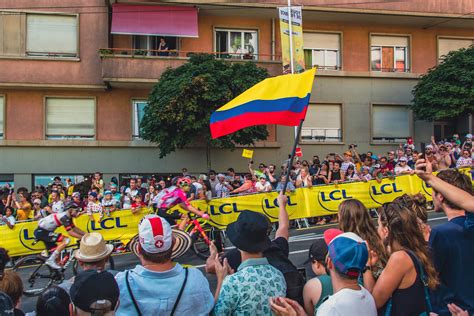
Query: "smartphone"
297 267 307 282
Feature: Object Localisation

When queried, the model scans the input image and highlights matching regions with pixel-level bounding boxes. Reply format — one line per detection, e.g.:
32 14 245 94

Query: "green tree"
140 54 269 168
411 45 474 120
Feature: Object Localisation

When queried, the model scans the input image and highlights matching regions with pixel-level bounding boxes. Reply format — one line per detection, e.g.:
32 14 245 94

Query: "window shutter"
438 38 474 58
372 105 410 138
27 14 78 55
371 35 408 47
46 98 95 138
303 33 340 50
304 104 341 129
0 96 4 137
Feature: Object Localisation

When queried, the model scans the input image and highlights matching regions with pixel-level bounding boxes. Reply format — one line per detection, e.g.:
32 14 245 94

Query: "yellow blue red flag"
210 68 316 139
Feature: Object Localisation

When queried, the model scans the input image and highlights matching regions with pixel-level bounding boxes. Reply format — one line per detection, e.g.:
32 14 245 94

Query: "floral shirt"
213 257 286 315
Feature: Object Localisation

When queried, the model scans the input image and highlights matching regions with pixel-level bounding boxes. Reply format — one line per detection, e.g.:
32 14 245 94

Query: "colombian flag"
210 68 316 139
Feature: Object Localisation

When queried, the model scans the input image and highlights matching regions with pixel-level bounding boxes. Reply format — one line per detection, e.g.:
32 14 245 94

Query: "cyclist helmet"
64 201 80 211
176 177 192 188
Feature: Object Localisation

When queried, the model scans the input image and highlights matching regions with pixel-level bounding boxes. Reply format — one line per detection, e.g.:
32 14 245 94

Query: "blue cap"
104 190 112 195
324 229 368 277
88 192 98 198
371 154 378 160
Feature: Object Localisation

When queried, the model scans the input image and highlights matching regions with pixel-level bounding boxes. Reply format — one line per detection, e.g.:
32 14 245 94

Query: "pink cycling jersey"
153 186 190 209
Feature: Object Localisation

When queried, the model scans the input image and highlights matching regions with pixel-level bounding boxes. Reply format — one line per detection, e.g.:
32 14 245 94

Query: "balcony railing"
301 128 342 142
99 48 281 62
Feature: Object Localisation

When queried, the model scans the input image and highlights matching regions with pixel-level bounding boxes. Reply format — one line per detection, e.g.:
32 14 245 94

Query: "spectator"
213 210 287 314
425 144 439 171
157 38 169 56
34 286 70 316
256 175 272 192
225 168 240 184
100 191 117 218
428 169 474 315
215 174 232 198
198 182 212 201
135 178 147 200
296 167 312 188
115 215 213 315
338 199 388 285
309 156 321 176
0 270 24 316
303 239 333 314
393 194 431 241
91 172 104 197
71 192 85 212
394 156 412 175
456 149 472 168
0 248 10 275
1 207 16 229
130 195 146 214
230 174 256 194
341 151 355 174
109 184 122 208
70 270 119 316
122 179 139 209
14 192 32 221
144 185 157 207
359 166 372 182
328 161 344 183
209 194 305 304
208 170 219 197
344 165 358 181
276 174 296 192
436 143 452 170
59 232 113 293
364 203 439 315
0 291 14 316
33 199 49 220
85 192 102 222
49 190 65 214
313 162 329 185
266 164 279 189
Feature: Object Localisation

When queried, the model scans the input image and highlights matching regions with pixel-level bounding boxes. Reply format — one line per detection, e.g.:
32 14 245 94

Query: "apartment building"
0 0 473 189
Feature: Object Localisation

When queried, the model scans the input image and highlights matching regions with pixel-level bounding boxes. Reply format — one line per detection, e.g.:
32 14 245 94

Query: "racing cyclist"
33 201 85 269
153 177 210 229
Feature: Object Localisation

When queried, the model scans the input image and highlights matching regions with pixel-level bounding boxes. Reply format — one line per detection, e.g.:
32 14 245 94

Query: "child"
86 192 102 221
100 190 117 218
1 207 16 229
360 166 372 182
131 195 146 214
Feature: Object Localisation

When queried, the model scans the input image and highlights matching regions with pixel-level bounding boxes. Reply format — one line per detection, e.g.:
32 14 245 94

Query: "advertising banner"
278 6 305 74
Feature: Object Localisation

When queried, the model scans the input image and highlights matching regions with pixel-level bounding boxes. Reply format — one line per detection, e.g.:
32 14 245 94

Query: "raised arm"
275 194 290 240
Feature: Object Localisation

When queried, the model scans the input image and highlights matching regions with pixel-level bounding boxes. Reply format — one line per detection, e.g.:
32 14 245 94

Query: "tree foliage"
411 45 474 120
140 54 270 158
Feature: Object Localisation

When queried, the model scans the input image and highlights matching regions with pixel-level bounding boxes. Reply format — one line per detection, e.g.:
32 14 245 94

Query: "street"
18 211 448 313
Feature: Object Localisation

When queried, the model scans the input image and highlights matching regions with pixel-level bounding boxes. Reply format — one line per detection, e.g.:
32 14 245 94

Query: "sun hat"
0 291 13 315
75 233 113 262
138 215 191 259
324 229 368 277
226 210 271 253
70 270 119 313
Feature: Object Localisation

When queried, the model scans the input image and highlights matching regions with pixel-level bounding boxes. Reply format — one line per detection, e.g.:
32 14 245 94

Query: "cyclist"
153 177 210 229
33 201 85 269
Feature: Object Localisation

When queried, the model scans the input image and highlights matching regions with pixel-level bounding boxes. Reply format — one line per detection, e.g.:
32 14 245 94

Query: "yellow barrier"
1 169 471 257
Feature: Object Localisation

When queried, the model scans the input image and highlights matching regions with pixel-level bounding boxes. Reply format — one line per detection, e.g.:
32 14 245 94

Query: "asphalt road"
18 211 448 313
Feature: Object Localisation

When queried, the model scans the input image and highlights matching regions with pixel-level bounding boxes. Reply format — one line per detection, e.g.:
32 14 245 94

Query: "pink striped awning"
111 4 198 38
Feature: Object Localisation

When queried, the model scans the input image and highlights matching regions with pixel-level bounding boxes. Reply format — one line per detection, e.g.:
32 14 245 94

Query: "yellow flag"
242 149 254 159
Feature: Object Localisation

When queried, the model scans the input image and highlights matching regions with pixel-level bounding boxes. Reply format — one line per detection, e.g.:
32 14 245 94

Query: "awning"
111 4 198 38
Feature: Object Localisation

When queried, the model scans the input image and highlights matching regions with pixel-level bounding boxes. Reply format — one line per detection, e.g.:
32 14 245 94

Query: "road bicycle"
13 239 116 297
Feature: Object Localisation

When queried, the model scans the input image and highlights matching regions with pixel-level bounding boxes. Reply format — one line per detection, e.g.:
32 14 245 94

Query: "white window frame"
370 45 408 72
306 48 340 70
44 97 96 140
371 104 413 144
0 95 4 140
26 13 79 58
132 100 148 139
214 28 259 60
301 103 343 143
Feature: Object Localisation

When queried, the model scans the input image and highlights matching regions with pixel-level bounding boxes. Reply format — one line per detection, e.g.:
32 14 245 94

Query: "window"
33 175 87 188
303 33 341 70
0 96 4 139
45 98 95 139
0 12 25 56
215 29 258 60
26 14 78 57
438 37 474 62
371 35 409 72
0 174 14 189
132 35 178 56
372 105 411 143
132 100 148 139
301 104 342 142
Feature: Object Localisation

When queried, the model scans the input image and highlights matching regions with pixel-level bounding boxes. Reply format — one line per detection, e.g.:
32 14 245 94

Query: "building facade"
0 0 473 189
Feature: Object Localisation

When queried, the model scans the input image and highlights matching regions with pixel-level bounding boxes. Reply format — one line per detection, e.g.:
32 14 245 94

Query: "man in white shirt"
316 229 377 316
255 175 272 192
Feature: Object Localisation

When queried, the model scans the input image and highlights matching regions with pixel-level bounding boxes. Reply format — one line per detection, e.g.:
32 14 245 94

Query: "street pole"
287 0 298 139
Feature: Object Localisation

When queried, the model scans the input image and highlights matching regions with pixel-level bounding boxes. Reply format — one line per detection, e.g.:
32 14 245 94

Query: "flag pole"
282 118 304 193
287 0 298 139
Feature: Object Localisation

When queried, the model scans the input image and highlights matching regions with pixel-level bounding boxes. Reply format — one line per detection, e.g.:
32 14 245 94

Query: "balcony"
100 48 283 88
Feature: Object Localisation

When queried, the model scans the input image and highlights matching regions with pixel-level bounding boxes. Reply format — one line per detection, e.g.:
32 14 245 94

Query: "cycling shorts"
157 208 182 226
34 228 64 251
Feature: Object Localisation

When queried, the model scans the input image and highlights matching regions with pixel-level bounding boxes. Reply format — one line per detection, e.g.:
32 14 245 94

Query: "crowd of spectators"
0 157 472 315
0 134 471 229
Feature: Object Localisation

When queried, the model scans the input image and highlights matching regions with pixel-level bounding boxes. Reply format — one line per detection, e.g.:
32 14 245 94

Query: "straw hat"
75 233 114 262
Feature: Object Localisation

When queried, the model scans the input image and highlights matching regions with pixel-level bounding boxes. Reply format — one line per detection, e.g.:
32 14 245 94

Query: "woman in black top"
328 161 345 183
363 202 439 315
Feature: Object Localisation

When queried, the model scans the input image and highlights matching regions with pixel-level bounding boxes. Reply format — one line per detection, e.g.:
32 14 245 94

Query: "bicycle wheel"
190 225 224 260
13 255 54 297
72 253 115 276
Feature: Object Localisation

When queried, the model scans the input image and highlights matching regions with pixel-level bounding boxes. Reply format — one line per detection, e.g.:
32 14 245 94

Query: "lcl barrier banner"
0 208 153 257
173 169 473 229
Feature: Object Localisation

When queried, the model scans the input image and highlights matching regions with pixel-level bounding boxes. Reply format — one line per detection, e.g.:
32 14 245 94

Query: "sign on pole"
278 6 305 74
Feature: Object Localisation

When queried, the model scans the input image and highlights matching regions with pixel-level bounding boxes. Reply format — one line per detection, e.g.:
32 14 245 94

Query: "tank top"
314 275 333 309
384 251 428 316
330 170 342 182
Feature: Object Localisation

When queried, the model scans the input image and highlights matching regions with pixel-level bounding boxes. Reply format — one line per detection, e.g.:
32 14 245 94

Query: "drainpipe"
271 17 275 61
106 0 113 49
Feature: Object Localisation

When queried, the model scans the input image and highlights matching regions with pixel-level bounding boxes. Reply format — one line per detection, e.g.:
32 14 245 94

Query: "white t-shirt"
394 164 412 175
255 181 272 192
123 188 139 209
316 286 377 316
51 200 65 213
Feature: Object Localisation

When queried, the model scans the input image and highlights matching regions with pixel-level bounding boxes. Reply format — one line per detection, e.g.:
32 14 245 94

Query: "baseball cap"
324 229 368 277
0 292 13 315
306 239 328 264
104 190 112 196
398 156 408 162
88 192 98 198
371 155 378 161
33 199 42 205
70 270 119 313
466 133 473 139
72 192 81 198
217 173 226 179
425 144 433 149
138 215 191 259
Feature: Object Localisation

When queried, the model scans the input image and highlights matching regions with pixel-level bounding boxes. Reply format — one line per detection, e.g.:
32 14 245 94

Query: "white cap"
217 173 226 179
138 215 172 254
425 144 433 149
399 156 408 162
466 134 472 139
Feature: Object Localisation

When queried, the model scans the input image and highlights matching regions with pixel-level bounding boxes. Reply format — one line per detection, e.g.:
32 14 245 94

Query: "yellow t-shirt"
16 202 32 221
